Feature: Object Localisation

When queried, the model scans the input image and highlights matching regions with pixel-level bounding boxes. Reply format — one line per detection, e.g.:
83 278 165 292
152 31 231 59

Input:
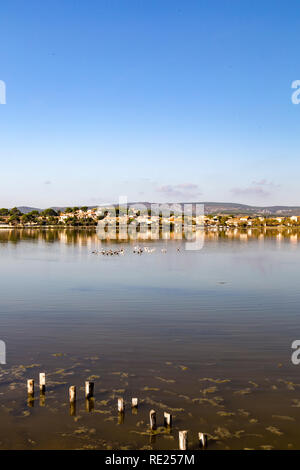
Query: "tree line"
0 207 98 226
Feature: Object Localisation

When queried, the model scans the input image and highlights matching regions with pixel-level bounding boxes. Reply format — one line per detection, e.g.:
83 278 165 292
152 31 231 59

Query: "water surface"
0 228 300 450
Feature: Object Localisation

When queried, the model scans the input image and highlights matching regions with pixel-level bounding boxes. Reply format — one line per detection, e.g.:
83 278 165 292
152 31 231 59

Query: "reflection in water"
27 395 34 408
0 227 300 246
39 392 45 407
118 412 124 425
85 398 94 413
69 402 76 417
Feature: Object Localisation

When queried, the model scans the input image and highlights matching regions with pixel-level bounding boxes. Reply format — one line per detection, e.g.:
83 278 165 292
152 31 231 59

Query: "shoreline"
1 225 300 231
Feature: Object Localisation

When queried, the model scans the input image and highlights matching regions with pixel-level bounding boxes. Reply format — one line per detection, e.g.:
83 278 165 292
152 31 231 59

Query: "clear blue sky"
0 0 300 208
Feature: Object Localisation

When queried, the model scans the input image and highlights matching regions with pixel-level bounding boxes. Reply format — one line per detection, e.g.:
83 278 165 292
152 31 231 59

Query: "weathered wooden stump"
131 398 138 408
118 398 124 412
69 385 76 403
179 430 188 450
85 381 94 399
39 373 46 392
27 379 34 395
150 409 156 430
198 432 207 448
164 412 172 427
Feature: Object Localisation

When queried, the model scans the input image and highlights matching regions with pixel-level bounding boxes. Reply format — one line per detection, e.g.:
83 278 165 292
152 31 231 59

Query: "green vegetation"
0 207 99 227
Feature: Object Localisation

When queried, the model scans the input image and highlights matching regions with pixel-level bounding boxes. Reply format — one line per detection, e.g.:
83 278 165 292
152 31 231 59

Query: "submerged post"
164 412 172 427
198 432 207 448
69 386 76 403
150 409 156 430
39 373 46 392
85 381 94 399
179 430 188 450
27 379 34 395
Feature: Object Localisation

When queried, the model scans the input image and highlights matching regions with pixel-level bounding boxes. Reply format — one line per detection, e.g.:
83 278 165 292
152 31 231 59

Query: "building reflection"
1 227 300 246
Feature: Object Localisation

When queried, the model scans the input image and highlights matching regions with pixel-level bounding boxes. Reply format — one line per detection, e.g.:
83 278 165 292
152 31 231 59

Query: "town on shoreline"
1 206 300 229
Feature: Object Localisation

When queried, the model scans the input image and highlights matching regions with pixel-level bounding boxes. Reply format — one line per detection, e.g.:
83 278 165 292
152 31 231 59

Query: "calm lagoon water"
0 228 300 449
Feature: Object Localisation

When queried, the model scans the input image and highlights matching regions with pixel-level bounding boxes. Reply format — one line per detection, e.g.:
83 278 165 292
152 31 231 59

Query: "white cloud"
156 183 202 200
230 180 279 199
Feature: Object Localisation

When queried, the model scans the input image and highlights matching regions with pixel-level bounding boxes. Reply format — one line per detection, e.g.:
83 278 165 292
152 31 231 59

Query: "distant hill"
13 202 300 216
16 206 42 214
106 201 300 216
201 202 300 216
198 202 300 216
15 206 94 214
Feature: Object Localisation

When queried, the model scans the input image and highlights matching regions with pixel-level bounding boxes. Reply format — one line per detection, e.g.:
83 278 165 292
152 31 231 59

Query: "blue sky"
0 0 300 208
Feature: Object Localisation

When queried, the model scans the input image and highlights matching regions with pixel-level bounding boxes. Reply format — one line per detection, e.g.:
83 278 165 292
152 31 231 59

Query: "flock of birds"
91 248 125 256
91 246 181 256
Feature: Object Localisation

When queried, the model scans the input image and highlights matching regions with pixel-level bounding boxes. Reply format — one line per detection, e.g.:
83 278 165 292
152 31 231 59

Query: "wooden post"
39 373 46 392
69 386 76 403
198 432 207 448
164 411 172 427
85 381 94 399
118 398 124 412
179 430 188 450
131 398 138 408
27 379 34 395
150 409 156 430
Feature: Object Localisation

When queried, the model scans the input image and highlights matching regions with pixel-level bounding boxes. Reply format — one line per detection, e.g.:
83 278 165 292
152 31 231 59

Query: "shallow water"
0 228 300 450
